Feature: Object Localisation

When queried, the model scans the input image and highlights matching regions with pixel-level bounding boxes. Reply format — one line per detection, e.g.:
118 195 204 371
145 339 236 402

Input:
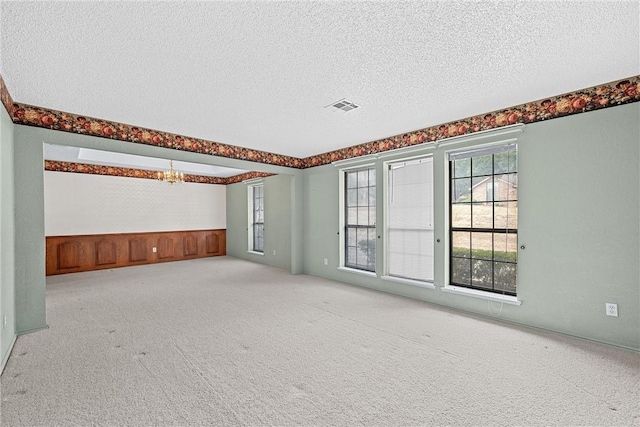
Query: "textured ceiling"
1 1 638 159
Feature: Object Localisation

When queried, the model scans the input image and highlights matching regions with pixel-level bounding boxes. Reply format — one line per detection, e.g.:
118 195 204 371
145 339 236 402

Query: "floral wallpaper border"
0 74 15 117
304 76 640 167
3 74 639 171
44 160 273 185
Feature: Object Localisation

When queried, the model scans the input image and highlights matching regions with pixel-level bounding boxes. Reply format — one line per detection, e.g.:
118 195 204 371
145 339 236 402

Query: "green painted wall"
0 105 16 365
13 125 47 334
8 102 640 351
227 174 294 270
10 125 297 341
300 103 640 350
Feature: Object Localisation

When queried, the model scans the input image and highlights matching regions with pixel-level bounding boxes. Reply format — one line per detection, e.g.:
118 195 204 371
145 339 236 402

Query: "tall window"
344 167 376 271
449 144 518 295
249 184 264 253
387 157 434 281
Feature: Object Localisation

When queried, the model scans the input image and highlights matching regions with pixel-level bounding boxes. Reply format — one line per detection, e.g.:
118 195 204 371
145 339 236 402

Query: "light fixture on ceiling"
157 160 185 185
326 98 360 113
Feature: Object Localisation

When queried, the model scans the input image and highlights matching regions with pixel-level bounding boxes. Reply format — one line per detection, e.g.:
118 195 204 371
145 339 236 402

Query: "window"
344 167 376 271
249 184 264 253
387 157 434 282
449 144 518 295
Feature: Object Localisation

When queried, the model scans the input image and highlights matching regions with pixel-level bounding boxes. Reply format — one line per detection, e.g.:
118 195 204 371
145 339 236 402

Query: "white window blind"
387 157 434 281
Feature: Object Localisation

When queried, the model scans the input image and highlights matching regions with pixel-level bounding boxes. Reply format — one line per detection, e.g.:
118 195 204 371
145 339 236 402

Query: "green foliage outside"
452 247 517 263
452 247 517 292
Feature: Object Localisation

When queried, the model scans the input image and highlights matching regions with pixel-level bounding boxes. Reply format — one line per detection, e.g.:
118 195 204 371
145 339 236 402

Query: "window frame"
247 182 264 254
339 164 377 273
383 154 435 284
448 142 518 296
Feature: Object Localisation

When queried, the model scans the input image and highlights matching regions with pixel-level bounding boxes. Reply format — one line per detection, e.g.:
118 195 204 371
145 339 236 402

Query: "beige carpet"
1 257 638 426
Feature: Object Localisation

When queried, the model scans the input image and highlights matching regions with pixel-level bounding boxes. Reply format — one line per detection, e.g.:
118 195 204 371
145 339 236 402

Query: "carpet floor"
1 257 638 426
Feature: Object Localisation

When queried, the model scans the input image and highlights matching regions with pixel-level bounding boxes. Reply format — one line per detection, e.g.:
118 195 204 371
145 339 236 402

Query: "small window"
248 184 264 253
449 144 518 295
344 167 376 271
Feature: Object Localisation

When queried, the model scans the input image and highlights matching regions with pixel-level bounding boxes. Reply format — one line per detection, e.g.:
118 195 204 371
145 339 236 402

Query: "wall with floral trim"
1 73 638 173
44 160 274 185
297 102 640 350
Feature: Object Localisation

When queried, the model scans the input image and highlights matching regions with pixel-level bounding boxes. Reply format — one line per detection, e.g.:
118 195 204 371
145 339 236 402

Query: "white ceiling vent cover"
326 99 360 113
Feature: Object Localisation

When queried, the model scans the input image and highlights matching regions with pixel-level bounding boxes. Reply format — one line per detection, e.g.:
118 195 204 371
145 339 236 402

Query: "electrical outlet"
606 303 618 317
323 258 328 266
2 313 6 329
152 247 157 253
273 250 276 256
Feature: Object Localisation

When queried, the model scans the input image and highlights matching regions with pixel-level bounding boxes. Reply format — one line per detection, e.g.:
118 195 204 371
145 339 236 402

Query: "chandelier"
157 160 184 184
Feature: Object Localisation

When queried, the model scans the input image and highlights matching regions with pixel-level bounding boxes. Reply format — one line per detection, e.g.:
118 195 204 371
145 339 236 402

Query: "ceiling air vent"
326 98 360 113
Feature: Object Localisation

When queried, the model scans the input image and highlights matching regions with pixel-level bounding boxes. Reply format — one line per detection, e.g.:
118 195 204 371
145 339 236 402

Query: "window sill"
247 250 264 256
381 276 436 290
441 285 521 306
337 266 377 278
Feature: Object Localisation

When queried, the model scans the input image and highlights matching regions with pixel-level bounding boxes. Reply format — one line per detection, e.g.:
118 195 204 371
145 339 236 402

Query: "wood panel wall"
46 229 226 276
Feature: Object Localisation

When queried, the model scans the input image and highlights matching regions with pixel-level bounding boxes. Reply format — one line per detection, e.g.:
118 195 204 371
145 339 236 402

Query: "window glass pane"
472 259 493 289
494 233 517 263
347 171 358 188
347 247 357 265
495 174 517 201
452 178 471 202
357 207 369 225
356 228 367 250
452 231 470 258
471 177 490 202
453 158 471 178
494 262 517 293
369 207 376 225
471 232 493 260
347 228 356 246
358 169 368 187
369 168 376 186
452 204 471 228
493 151 509 174
452 258 471 285
347 207 357 225
357 188 368 206
369 186 376 206
494 150 517 174
472 154 493 176
347 189 357 207
471 203 493 228
494 202 518 229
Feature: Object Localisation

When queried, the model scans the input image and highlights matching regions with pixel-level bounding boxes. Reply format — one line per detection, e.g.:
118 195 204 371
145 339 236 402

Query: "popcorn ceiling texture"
2 1 638 158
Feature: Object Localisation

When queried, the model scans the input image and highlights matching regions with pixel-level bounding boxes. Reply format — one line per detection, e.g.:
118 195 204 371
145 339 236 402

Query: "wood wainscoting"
46 229 226 276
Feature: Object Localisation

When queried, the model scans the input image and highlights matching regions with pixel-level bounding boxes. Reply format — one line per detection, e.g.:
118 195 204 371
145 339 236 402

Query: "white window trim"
441 285 521 306
338 163 376 271
443 128 523 297
247 182 264 253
